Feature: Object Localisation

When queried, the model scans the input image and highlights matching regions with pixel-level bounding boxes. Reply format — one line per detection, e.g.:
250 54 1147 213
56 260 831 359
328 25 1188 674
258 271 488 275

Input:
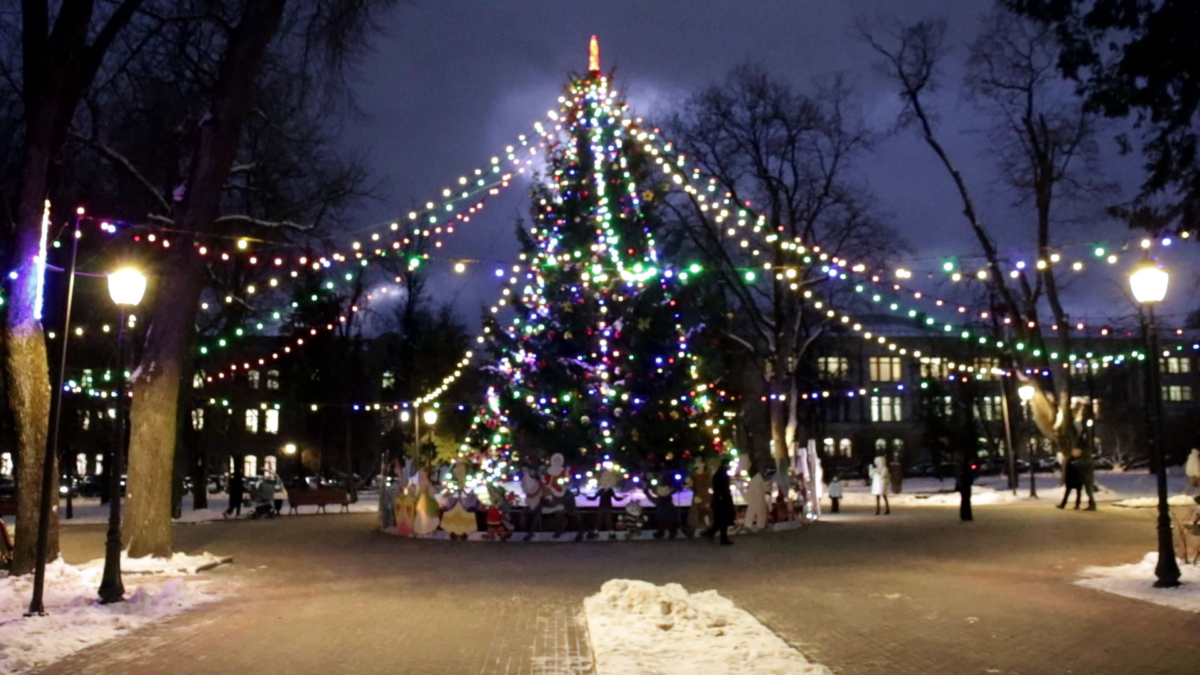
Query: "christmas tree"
459 38 733 487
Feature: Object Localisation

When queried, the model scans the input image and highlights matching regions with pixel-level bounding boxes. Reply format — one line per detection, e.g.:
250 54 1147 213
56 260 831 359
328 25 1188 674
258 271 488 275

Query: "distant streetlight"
283 443 297 456
1129 261 1180 588
99 268 146 604
1017 384 1037 498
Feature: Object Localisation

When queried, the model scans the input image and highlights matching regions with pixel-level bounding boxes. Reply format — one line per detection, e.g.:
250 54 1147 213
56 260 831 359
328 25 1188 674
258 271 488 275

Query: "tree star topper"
589 35 600 74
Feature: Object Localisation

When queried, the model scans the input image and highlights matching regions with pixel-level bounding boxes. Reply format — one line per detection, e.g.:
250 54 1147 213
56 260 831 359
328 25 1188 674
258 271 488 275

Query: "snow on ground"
0 552 229 675
584 579 832 675
838 483 1026 507
1076 553 1200 614
1112 495 1198 509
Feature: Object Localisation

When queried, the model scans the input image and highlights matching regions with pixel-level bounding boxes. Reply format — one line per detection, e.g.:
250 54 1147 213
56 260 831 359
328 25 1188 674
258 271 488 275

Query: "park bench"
286 488 350 515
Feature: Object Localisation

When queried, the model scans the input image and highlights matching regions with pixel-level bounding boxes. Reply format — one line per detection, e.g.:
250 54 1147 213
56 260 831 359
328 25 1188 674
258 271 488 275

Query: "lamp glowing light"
1129 263 1169 305
423 410 438 425
1017 385 1035 402
283 443 297 456
107 269 147 307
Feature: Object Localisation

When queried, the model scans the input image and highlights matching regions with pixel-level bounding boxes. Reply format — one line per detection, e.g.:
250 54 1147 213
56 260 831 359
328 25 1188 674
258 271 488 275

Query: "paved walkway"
43 501 1200 675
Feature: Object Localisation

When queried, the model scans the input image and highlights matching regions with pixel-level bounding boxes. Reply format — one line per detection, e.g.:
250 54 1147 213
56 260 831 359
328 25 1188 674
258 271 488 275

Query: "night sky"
338 0 1193 330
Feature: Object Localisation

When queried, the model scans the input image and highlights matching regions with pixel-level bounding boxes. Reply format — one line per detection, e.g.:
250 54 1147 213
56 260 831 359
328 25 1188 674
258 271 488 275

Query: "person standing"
224 466 244 519
1057 448 1085 510
704 459 735 545
869 456 890 515
828 475 843 513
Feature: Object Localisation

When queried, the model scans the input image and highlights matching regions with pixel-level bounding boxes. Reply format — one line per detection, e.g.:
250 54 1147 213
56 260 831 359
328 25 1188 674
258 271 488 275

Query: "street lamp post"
1129 262 1180 588
27 207 83 616
1000 375 1017 495
99 268 146 604
1018 384 1036 498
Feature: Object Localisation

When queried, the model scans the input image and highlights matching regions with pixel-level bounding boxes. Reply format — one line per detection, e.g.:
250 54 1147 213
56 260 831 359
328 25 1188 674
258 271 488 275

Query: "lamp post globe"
1018 385 1035 402
423 410 438 426
283 443 297 456
1129 261 1180 588
107 268 147 306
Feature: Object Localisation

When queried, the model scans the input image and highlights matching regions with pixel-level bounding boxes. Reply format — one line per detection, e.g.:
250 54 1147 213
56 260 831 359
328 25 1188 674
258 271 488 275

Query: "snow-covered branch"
70 130 171 212
212 215 313 231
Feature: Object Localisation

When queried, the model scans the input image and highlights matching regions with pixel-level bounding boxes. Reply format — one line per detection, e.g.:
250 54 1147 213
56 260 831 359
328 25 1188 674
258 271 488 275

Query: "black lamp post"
1129 261 1180 588
99 268 147 604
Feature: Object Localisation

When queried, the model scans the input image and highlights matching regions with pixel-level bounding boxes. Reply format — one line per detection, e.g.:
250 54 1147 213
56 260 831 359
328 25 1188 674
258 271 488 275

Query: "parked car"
58 477 79 498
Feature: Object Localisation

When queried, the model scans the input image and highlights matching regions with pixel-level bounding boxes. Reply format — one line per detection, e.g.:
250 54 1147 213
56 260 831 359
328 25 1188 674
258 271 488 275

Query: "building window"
869 356 902 382
1163 357 1192 374
243 455 257 477
941 396 953 417
75 453 88 476
1163 385 1193 402
874 438 887 453
266 370 280 390
817 357 849 379
975 357 1000 378
0 452 11 476
870 396 903 422
919 358 948 379
245 408 260 433
94 454 103 476
979 396 1002 421
192 408 205 431
80 411 90 431
248 370 260 390
838 439 852 457
264 409 280 434
193 371 205 389
823 438 835 457
264 456 277 476
382 371 396 389
893 438 905 456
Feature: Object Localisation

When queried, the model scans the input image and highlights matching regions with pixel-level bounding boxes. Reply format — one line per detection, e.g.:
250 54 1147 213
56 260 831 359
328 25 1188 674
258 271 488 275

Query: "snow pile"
1111 495 1198 509
1076 552 1200 614
583 580 831 675
839 484 1024 507
0 554 227 674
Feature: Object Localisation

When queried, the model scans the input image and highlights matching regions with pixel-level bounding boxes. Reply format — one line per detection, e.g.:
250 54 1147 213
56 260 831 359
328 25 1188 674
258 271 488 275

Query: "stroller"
247 477 279 519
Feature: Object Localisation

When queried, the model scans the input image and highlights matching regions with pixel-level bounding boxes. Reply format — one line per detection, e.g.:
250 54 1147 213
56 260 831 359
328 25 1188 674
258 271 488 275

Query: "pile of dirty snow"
0 553 228 674
583 580 831 675
1111 495 1198 509
1076 552 1200 614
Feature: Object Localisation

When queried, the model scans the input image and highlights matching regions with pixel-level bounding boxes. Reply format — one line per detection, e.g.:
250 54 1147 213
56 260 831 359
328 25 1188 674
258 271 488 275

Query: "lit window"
264 409 280 434
94 454 103 476
838 439 852 457
822 438 835 457
870 396 903 422
893 438 905 455
1163 357 1192 374
382 371 396 389
243 455 257 477
266 370 280 390
80 411 90 431
248 370 260 389
264 456 277 475
193 371 205 389
817 357 848 379
975 357 1000 378
874 438 887 453
1163 385 1193 402
978 396 1002 421
919 358 948 379
75 453 87 476
192 408 205 431
245 408 259 433
0 452 12 476
869 356 902 382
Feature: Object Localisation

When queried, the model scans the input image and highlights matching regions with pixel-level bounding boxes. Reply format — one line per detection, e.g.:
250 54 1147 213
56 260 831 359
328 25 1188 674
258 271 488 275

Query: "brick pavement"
40 501 1200 675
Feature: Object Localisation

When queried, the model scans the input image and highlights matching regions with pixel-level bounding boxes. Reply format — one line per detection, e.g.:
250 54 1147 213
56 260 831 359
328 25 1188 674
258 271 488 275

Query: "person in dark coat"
704 459 735 546
224 467 245 518
1057 448 1085 510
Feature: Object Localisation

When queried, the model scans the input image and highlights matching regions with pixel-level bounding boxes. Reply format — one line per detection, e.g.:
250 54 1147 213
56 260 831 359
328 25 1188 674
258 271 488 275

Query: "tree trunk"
6 175 56 576
120 0 287 557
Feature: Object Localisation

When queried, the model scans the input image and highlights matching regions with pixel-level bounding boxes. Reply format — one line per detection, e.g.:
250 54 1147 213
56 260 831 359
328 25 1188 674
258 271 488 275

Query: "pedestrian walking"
1057 448 1085 510
828 475 843 513
224 468 244 519
1185 448 1200 496
704 459 735 546
869 456 890 515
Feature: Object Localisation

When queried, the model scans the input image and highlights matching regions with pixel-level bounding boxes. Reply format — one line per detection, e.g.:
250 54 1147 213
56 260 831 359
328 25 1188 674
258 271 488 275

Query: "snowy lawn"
0 552 230 674
584 579 831 675
1075 553 1200 614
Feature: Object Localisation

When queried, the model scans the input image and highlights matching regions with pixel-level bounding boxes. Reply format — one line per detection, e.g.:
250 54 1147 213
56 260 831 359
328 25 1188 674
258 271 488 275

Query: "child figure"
587 470 625 540
828 475 843 513
484 501 512 541
647 482 680 539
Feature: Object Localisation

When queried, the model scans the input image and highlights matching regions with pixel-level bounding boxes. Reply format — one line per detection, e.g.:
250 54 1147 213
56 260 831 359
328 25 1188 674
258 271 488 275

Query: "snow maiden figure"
440 463 478 540
869 456 891 515
741 469 770 531
412 468 442 536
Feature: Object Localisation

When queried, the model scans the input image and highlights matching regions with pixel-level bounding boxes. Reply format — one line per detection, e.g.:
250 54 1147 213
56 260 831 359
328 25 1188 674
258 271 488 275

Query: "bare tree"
665 64 906 472
860 11 1110 503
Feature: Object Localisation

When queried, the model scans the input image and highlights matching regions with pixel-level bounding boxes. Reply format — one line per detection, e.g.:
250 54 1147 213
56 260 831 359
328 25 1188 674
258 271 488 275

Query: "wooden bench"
286 488 350 514
0 497 16 518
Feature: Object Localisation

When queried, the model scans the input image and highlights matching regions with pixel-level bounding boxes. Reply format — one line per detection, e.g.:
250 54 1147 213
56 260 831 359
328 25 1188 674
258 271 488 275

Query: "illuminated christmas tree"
460 38 733 485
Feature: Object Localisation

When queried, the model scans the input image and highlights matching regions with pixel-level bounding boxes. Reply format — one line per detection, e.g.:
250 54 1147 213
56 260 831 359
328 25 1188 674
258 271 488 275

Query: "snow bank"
839 484 1025 507
583 580 831 675
1076 553 1200 614
0 553 228 674
1111 495 1198 509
